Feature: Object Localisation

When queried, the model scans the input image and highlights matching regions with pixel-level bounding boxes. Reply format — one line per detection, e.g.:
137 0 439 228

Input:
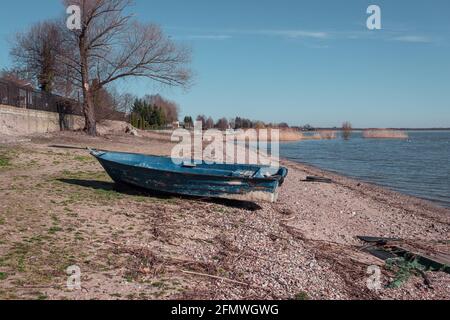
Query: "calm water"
280 131 450 208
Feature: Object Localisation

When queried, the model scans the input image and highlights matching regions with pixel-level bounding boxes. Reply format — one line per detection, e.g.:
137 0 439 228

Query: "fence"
0 80 84 116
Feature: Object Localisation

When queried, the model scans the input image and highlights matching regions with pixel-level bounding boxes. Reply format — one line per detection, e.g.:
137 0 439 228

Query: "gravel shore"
0 131 448 300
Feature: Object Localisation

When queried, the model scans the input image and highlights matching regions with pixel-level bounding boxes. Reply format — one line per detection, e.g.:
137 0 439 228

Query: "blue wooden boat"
90 150 288 202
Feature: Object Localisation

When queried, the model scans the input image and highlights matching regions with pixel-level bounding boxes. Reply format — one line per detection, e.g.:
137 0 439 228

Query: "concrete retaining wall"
0 104 84 136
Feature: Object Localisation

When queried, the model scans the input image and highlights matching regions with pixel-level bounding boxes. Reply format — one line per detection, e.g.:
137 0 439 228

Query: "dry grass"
232 129 339 142
298 131 337 141
363 129 408 139
278 129 304 141
235 128 303 142
316 130 337 140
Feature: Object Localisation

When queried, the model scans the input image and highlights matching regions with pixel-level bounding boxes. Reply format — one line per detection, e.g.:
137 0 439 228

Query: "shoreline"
0 131 449 300
281 157 450 211
281 158 450 222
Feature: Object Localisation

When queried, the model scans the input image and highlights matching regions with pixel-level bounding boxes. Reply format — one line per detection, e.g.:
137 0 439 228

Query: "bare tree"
10 21 62 93
196 115 206 128
9 20 80 99
254 121 266 129
60 0 191 135
144 94 180 123
91 79 123 121
342 121 353 140
216 118 229 131
110 90 136 114
205 117 214 130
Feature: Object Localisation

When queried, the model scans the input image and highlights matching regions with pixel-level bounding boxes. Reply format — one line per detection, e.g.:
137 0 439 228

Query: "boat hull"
93 154 285 203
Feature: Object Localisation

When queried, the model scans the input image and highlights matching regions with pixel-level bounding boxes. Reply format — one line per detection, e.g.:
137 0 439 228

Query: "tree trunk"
79 37 97 136
83 90 96 136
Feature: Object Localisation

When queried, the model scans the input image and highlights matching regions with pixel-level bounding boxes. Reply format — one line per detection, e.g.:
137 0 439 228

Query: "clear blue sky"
1 0 449 128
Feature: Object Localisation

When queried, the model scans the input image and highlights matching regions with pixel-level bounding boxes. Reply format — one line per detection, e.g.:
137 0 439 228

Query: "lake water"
280 131 450 208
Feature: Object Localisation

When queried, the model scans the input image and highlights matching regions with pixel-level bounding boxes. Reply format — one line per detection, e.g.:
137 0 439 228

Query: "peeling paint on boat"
219 190 279 203
228 181 244 186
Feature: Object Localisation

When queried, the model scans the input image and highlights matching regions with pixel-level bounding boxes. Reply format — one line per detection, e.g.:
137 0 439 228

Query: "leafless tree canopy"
58 0 191 135
110 90 136 114
342 121 353 140
205 117 215 130
7 0 191 135
144 94 180 123
216 118 229 131
60 0 191 87
196 115 207 128
10 21 63 93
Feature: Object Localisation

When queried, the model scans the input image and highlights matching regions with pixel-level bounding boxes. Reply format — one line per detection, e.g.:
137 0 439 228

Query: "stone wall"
0 104 84 136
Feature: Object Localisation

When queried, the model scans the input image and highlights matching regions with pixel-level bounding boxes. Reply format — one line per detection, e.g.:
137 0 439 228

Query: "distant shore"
230 128 410 142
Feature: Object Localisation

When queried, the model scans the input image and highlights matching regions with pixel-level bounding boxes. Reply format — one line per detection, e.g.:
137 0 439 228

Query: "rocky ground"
0 131 448 300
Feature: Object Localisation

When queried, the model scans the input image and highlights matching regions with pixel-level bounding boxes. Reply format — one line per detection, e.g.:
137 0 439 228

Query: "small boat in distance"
90 150 288 203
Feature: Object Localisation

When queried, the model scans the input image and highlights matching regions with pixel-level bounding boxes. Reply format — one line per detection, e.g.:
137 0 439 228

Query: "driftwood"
304 176 333 183
181 270 249 286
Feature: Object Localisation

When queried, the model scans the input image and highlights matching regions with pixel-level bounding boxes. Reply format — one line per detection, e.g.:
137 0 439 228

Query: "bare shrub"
342 122 352 140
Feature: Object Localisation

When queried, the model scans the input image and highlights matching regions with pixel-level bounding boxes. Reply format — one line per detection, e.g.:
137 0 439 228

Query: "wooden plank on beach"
395 243 450 273
358 236 450 274
357 236 401 243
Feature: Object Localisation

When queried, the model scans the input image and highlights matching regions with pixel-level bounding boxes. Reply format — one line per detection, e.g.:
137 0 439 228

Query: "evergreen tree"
184 116 194 129
131 98 169 129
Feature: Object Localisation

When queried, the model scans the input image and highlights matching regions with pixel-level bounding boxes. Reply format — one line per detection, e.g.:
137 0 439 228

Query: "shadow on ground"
58 179 263 211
